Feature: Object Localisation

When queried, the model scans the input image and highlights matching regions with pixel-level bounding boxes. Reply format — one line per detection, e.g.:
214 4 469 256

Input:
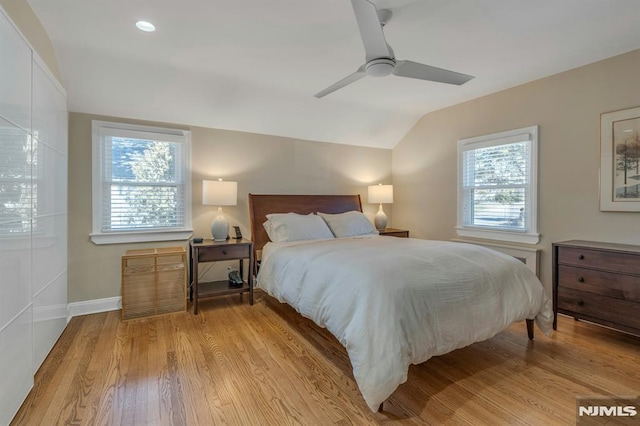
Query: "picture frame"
600 106 640 211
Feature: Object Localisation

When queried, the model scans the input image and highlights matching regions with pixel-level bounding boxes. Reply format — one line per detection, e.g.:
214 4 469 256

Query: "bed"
248 194 553 412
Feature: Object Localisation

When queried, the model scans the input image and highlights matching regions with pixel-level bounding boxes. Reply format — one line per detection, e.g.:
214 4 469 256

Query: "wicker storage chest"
121 246 187 320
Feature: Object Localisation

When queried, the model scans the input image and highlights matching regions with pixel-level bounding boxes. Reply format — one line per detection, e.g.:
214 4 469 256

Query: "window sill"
455 227 540 245
90 229 193 245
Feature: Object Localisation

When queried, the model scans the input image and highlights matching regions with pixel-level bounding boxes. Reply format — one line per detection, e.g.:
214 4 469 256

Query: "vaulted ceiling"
27 0 640 148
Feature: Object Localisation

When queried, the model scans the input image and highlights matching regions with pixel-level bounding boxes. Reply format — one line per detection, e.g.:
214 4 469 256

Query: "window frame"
456 125 540 245
90 120 192 245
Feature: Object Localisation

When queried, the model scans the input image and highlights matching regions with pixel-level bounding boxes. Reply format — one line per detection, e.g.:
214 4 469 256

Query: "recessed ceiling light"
135 20 156 32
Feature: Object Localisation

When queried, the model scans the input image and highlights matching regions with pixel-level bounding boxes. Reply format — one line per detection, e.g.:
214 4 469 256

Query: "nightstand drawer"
198 244 251 262
557 287 640 330
558 246 640 275
557 265 640 302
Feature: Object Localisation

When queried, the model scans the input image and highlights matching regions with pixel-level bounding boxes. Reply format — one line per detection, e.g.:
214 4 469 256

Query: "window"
457 125 539 244
91 121 192 244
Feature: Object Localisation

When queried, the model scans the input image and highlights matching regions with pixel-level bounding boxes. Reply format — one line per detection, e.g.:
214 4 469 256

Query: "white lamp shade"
368 184 393 204
203 180 237 206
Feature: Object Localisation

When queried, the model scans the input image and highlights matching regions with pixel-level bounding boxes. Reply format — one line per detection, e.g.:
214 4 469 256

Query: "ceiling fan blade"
351 0 393 61
314 66 367 98
393 60 474 85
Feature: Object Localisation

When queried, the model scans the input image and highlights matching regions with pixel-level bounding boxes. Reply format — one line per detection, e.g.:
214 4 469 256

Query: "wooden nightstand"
189 239 254 314
379 228 409 238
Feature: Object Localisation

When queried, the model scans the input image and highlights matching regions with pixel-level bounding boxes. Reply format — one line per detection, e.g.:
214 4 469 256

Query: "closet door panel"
0 120 32 327
33 270 67 372
33 60 68 156
0 120 32 228
0 307 33 426
0 225 31 327
32 214 67 297
33 142 67 217
0 11 31 132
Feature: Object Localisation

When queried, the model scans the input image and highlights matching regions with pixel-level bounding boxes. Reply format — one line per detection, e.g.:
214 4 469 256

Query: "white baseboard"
34 303 68 323
67 296 121 320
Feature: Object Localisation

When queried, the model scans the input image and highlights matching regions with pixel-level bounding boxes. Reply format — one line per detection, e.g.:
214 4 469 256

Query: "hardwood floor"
12 290 640 425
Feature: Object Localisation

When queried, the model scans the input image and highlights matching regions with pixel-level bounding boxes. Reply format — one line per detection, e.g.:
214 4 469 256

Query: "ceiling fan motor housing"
365 58 396 77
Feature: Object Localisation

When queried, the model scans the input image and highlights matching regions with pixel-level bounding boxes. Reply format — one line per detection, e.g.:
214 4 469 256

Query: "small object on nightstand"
193 237 203 243
227 266 243 287
233 225 243 239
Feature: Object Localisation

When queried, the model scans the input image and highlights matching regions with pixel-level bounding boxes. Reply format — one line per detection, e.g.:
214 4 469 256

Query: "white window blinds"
461 139 529 230
91 121 192 244
457 126 539 244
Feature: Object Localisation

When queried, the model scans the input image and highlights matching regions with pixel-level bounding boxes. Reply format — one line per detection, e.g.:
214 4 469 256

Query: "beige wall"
392 48 640 294
69 112 391 302
13 0 638 302
0 0 62 83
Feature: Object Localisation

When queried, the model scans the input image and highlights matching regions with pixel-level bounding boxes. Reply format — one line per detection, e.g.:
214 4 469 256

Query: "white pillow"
317 211 379 238
263 213 335 243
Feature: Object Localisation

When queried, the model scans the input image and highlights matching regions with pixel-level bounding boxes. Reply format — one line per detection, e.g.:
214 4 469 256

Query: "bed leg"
526 319 534 340
378 402 383 412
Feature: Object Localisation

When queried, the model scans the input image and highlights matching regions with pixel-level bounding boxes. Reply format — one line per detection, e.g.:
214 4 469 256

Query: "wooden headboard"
248 194 362 258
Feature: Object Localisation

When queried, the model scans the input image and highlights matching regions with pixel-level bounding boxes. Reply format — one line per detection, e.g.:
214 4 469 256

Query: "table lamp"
368 184 393 231
202 179 237 241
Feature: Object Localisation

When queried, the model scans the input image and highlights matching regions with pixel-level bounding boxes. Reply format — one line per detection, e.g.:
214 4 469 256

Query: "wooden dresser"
552 240 640 336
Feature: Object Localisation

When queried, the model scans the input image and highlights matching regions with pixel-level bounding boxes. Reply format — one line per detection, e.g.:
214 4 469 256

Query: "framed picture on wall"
600 106 640 211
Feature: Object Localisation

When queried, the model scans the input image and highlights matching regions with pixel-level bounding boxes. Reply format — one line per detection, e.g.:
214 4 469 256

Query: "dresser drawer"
558 246 640 275
557 287 640 331
198 244 251 262
557 265 640 302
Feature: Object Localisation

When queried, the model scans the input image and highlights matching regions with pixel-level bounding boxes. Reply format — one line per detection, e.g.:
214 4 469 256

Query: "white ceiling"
27 0 640 149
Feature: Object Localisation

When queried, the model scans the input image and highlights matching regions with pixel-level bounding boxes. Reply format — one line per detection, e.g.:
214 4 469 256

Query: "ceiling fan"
314 0 475 98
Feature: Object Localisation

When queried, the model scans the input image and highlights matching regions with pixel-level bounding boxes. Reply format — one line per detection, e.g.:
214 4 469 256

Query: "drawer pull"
578 277 584 283
577 300 584 306
578 254 584 260
222 250 228 255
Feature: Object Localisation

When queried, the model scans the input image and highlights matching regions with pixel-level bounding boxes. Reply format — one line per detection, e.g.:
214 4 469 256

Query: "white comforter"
256 237 553 411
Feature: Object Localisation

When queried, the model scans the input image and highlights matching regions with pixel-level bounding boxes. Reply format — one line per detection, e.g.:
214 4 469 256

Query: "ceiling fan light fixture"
365 58 395 77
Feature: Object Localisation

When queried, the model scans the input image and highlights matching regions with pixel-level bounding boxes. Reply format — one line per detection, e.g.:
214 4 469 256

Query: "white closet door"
32 57 69 374
0 10 35 423
0 8 68 422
